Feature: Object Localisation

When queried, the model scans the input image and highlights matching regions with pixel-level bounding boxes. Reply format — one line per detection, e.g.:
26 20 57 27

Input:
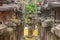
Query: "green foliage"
24 4 37 16
25 4 35 15
23 4 37 25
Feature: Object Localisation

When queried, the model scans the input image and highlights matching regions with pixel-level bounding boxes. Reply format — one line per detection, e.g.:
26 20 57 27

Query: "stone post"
36 10 43 40
5 27 14 40
16 9 24 40
27 15 35 37
0 24 14 40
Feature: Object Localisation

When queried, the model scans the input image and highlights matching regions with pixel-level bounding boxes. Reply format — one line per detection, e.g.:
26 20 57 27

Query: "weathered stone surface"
51 24 60 38
49 2 60 7
0 24 7 35
41 0 60 10
5 20 17 30
0 4 19 11
6 28 13 35
5 27 15 40
0 24 15 40
42 19 54 27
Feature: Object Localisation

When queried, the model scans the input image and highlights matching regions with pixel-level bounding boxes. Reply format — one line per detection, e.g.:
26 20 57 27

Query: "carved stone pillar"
16 20 24 40
36 10 43 40
0 24 7 40
5 27 14 40
5 18 17 40
0 24 14 40
27 15 35 37
28 22 34 37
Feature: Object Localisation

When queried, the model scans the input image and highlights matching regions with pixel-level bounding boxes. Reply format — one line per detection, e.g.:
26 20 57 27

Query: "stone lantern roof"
0 0 19 11
0 0 15 3
41 0 60 10
0 3 19 11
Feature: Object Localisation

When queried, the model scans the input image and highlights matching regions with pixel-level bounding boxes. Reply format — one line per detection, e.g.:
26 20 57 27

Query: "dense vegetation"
23 4 38 24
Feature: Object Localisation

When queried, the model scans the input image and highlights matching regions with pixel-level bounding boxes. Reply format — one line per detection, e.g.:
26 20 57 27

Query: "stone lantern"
15 8 24 40
39 0 60 40
28 21 34 37
0 21 14 40
27 14 35 37
36 8 43 40
5 27 14 40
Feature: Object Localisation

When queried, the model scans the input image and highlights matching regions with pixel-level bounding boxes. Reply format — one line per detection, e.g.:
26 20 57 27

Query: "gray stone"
51 24 60 38
42 19 54 27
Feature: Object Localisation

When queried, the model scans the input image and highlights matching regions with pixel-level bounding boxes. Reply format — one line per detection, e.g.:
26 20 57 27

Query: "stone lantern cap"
6 27 13 35
41 18 54 27
0 24 7 29
44 19 54 22
28 21 33 26
0 3 19 11
27 15 34 19
37 17 45 22
37 11 41 15
0 0 16 4
41 0 60 10
5 21 17 30
49 2 60 8
0 24 7 35
5 21 16 27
